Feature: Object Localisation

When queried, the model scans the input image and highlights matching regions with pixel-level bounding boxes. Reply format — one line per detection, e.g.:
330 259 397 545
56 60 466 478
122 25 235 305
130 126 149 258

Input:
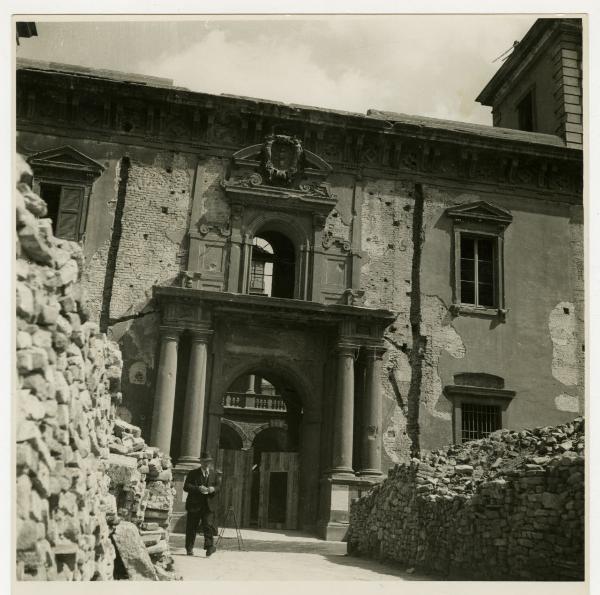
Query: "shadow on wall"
112 311 162 441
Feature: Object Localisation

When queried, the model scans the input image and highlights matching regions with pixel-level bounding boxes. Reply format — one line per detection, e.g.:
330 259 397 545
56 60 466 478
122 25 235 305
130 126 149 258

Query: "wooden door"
216 449 253 527
257 452 299 530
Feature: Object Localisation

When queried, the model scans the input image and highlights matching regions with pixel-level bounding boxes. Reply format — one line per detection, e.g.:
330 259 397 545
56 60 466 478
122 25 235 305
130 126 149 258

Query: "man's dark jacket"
183 466 222 512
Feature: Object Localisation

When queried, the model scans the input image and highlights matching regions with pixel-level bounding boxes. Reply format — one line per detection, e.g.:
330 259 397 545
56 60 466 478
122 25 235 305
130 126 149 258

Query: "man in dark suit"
183 451 222 556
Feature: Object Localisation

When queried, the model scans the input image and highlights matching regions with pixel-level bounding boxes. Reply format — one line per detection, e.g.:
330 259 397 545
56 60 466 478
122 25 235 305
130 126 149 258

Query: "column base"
356 469 383 478
176 456 202 470
327 466 355 478
169 511 187 534
318 473 386 541
318 520 349 542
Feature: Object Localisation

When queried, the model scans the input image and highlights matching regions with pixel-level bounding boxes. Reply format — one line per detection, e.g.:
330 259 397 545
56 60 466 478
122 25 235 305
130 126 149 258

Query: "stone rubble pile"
16 156 121 580
348 418 584 580
107 419 177 580
15 156 177 581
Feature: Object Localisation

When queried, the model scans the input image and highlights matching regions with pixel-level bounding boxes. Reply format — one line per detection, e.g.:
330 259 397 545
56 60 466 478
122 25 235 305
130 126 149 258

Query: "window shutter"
56 186 84 241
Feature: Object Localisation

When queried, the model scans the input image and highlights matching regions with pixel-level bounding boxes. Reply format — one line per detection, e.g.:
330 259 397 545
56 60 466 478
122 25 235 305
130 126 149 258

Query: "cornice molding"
16 66 582 200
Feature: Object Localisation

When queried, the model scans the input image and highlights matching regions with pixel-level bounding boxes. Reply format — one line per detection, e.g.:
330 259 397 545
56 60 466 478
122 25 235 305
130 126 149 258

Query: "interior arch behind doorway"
212 358 320 531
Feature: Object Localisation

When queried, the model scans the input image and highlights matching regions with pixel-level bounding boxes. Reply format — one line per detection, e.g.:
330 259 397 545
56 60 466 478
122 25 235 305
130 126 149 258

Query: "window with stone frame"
27 146 104 243
446 201 512 317
445 373 515 445
459 234 497 308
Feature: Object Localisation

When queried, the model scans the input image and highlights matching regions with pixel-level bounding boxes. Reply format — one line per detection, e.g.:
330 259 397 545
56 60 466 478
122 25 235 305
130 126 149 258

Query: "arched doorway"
217 370 302 530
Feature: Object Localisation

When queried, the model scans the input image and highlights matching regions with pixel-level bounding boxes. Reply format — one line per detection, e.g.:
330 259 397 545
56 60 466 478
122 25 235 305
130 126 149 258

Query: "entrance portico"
150 287 394 539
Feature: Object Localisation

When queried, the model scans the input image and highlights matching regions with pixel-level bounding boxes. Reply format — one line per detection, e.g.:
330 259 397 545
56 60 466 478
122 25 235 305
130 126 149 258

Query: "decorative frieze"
17 65 582 199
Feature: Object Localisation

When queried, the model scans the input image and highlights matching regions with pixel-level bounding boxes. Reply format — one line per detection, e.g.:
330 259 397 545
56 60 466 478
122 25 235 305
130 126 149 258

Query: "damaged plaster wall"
417 185 585 445
192 157 230 229
549 301 579 387
420 294 466 421
359 178 415 463
109 153 195 320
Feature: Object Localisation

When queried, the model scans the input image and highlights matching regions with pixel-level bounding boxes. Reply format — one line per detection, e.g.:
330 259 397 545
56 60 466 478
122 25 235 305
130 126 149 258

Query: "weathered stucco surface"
549 301 578 386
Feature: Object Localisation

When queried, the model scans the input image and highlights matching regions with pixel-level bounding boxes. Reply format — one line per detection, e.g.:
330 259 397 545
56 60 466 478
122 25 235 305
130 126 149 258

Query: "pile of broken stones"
15 155 179 581
108 419 178 580
416 417 585 497
348 417 584 580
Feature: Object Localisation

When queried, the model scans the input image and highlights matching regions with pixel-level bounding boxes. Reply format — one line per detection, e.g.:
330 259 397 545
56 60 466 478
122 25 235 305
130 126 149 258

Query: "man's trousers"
185 509 216 552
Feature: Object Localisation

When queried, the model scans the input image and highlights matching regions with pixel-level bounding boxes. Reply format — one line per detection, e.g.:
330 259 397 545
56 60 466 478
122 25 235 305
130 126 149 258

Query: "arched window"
249 237 274 296
249 231 295 298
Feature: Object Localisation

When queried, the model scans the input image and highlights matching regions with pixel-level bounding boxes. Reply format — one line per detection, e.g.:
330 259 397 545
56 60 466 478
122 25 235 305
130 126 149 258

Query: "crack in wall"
108 309 159 326
99 156 130 333
407 182 425 458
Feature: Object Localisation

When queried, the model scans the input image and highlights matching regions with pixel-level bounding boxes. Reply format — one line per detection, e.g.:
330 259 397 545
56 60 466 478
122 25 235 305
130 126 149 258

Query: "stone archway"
211 360 317 531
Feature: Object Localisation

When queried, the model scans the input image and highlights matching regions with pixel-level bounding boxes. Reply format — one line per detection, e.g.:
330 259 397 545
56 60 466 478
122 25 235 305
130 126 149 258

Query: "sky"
15 16 538 126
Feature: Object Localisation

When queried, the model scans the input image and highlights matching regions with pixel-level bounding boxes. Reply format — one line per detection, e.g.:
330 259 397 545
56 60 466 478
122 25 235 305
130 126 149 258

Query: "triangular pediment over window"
28 145 105 177
446 201 512 226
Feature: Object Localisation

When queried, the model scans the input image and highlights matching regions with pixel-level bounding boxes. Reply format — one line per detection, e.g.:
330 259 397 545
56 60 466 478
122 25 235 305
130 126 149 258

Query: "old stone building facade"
15 18 583 540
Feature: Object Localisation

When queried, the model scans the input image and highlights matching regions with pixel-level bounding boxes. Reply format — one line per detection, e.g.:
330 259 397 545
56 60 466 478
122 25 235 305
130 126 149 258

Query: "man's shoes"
206 546 216 557
186 549 194 556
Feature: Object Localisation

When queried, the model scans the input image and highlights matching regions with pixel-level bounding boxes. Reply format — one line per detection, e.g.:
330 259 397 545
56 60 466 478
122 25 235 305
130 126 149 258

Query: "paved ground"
170 528 432 581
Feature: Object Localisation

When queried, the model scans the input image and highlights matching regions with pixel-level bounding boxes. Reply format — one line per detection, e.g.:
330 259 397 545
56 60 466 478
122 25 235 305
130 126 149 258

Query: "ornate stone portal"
149 134 395 538
149 286 394 538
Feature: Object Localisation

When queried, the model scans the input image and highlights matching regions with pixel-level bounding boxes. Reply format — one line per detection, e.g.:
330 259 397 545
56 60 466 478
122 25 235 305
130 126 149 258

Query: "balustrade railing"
222 391 287 411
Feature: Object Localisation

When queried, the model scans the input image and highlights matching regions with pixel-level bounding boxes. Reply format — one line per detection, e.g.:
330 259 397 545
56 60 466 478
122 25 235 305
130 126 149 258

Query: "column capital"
159 325 184 341
335 340 359 357
363 344 386 359
188 325 213 343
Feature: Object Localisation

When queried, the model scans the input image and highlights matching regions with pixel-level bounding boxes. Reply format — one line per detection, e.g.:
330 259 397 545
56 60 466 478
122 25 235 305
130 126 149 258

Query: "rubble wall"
16 155 122 580
347 418 584 580
15 157 177 581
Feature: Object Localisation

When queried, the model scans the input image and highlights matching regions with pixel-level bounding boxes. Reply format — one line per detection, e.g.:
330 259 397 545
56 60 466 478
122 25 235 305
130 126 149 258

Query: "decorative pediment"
231 135 332 180
445 201 512 226
223 134 336 216
28 145 105 179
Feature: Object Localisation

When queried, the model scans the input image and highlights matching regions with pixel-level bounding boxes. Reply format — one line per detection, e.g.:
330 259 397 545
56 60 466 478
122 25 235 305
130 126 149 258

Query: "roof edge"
476 18 582 107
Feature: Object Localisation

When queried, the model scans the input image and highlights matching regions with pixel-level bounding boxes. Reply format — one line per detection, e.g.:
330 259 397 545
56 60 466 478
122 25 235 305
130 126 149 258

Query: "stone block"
16 282 36 321
19 219 56 266
112 521 158 580
17 519 41 551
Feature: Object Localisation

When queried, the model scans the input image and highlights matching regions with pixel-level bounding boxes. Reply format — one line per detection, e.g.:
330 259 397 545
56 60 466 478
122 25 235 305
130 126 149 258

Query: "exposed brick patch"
109 156 194 319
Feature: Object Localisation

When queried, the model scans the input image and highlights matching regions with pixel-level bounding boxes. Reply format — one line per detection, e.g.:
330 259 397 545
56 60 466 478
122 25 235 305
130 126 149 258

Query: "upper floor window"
446 201 512 318
249 231 295 299
27 145 104 242
517 89 536 132
250 238 274 295
459 235 496 308
38 183 86 241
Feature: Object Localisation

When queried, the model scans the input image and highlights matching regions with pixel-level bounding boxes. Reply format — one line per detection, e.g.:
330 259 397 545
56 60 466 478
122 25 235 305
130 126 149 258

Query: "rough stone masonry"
347 417 584 580
15 155 177 581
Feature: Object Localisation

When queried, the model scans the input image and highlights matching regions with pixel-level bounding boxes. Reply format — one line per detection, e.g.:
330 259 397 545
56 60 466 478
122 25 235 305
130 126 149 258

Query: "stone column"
330 341 357 475
359 345 385 476
240 233 253 294
178 328 213 466
150 327 181 455
246 375 256 393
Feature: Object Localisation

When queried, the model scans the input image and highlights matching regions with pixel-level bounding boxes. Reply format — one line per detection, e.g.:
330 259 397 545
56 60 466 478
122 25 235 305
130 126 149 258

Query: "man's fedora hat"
199 451 213 462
